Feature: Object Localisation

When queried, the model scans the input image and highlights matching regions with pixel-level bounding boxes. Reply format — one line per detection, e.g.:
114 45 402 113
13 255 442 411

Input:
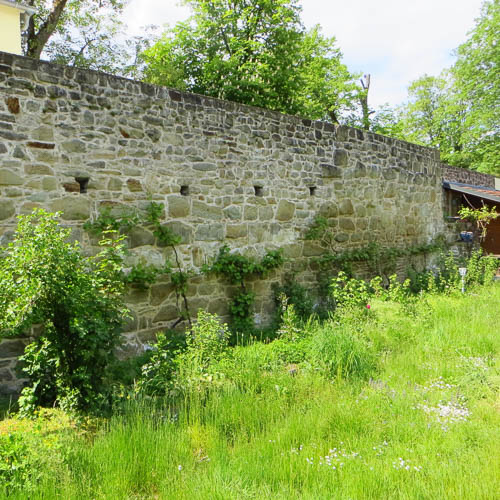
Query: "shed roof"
443 181 500 204
0 0 36 14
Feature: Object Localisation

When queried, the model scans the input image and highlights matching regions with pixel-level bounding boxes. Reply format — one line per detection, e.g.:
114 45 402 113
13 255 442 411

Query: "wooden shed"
443 181 500 255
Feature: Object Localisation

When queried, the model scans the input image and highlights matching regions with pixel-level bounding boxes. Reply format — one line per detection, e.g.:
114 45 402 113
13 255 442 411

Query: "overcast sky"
123 0 484 109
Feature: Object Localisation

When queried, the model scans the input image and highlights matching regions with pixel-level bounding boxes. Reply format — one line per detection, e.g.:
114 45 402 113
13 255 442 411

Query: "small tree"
458 204 499 242
0 210 129 414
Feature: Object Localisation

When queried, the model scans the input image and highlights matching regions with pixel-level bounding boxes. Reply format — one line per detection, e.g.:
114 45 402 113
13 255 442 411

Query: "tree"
143 0 357 120
18 1 126 59
394 0 499 174
451 0 500 174
16 0 154 79
0 210 128 414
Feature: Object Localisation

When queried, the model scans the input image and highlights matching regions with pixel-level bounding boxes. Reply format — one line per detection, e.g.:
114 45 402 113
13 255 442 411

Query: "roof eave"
0 0 36 15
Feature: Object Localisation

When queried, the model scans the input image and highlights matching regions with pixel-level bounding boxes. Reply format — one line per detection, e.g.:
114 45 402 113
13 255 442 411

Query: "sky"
122 0 485 109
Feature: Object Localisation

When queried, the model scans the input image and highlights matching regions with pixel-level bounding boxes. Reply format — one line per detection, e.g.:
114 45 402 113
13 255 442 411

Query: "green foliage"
0 408 88 496
0 433 33 494
458 205 499 241
20 0 154 78
123 263 164 290
83 207 140 234
205 245 284 335
85 201 192 326
143 0 357 121
451 0 500 174
228 291 256 336
391 0 499 174
306 216 444 277
273 278 316 322
135 332 186 397
180 311 231 376
205 245 283 285
330 271 371 311
0 210 128 414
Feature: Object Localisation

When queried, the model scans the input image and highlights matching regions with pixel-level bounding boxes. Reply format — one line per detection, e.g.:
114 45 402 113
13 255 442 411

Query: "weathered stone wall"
0 52 448 393
442 163 496 188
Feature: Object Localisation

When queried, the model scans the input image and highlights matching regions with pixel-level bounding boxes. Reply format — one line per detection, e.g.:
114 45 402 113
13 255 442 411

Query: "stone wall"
442 163 496 188
0 51 448 393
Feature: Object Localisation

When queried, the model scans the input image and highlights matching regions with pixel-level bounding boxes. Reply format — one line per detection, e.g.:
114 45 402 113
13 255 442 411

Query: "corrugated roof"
443 181 500 204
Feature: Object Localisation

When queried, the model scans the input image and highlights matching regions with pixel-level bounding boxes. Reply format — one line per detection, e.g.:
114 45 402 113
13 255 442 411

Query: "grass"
2 284 500 499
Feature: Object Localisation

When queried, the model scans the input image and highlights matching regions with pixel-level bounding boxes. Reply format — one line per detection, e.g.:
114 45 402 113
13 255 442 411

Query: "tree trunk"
25 0 69 59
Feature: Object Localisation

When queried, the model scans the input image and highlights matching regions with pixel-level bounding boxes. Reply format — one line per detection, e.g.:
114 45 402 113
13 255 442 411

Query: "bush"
136 311 232 396
135 331 186 397
0 210 128 415
178 310 231 383
273 278 316 321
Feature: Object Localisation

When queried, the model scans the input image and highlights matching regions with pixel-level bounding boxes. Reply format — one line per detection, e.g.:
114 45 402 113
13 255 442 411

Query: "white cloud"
123 0 485 107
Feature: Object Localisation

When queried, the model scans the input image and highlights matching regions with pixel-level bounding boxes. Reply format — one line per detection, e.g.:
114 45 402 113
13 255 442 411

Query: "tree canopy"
390 0 499 174
143 0 358 121
16 0 154 78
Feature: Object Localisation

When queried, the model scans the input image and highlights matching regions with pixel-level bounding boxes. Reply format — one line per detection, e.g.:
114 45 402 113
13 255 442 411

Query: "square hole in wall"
75 177 89 194
309 186 317 196
180 185 190 196
254 185 263 197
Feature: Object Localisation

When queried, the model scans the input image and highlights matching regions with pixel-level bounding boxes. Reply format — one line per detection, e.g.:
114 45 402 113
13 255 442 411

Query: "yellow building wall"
0 5 22 55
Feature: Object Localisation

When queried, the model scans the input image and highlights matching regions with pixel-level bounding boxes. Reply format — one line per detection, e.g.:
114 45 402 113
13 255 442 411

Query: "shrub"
273 278 316 321
179 310 231 377
0 210 128 415
330 271 371 311
136 331 186 397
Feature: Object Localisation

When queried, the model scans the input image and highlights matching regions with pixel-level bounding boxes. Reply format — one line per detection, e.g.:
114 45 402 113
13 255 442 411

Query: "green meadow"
2 283 499 499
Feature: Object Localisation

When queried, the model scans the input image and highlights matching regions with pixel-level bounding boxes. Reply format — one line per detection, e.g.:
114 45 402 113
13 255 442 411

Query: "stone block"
195 224 224 241
128 227 155 248
0 169 23 185
319 202 339 218
0 339 26 358
193 162 217 172
334 150 348 167
321 163 342 178
127 179 143 192
150 283 175 306
339 218 355 231
244 205 258 221
335 233 349 243
259 206 274 220
108 177 123 191
193 201 223 221
168 196 190 218
42 177 58 191
50 196 91 220
163 221 193 244
226 224 248 239
0 200 15 220
224 205 242 220
302 241 324 257
339 199 354 215
62 139 86 153
25 164 54 175
276 200 295 221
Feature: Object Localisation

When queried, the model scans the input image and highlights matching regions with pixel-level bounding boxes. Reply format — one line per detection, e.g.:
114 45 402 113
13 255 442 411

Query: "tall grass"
3 285 500 499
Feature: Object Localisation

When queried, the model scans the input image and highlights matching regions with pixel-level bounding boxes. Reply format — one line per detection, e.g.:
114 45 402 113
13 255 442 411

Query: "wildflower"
178 465 183 471
366 304 371 309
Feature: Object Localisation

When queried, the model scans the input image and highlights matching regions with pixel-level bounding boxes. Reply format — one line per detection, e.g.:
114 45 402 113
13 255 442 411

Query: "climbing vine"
203 245 284 335
306 215 446 277
84 202 193 328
